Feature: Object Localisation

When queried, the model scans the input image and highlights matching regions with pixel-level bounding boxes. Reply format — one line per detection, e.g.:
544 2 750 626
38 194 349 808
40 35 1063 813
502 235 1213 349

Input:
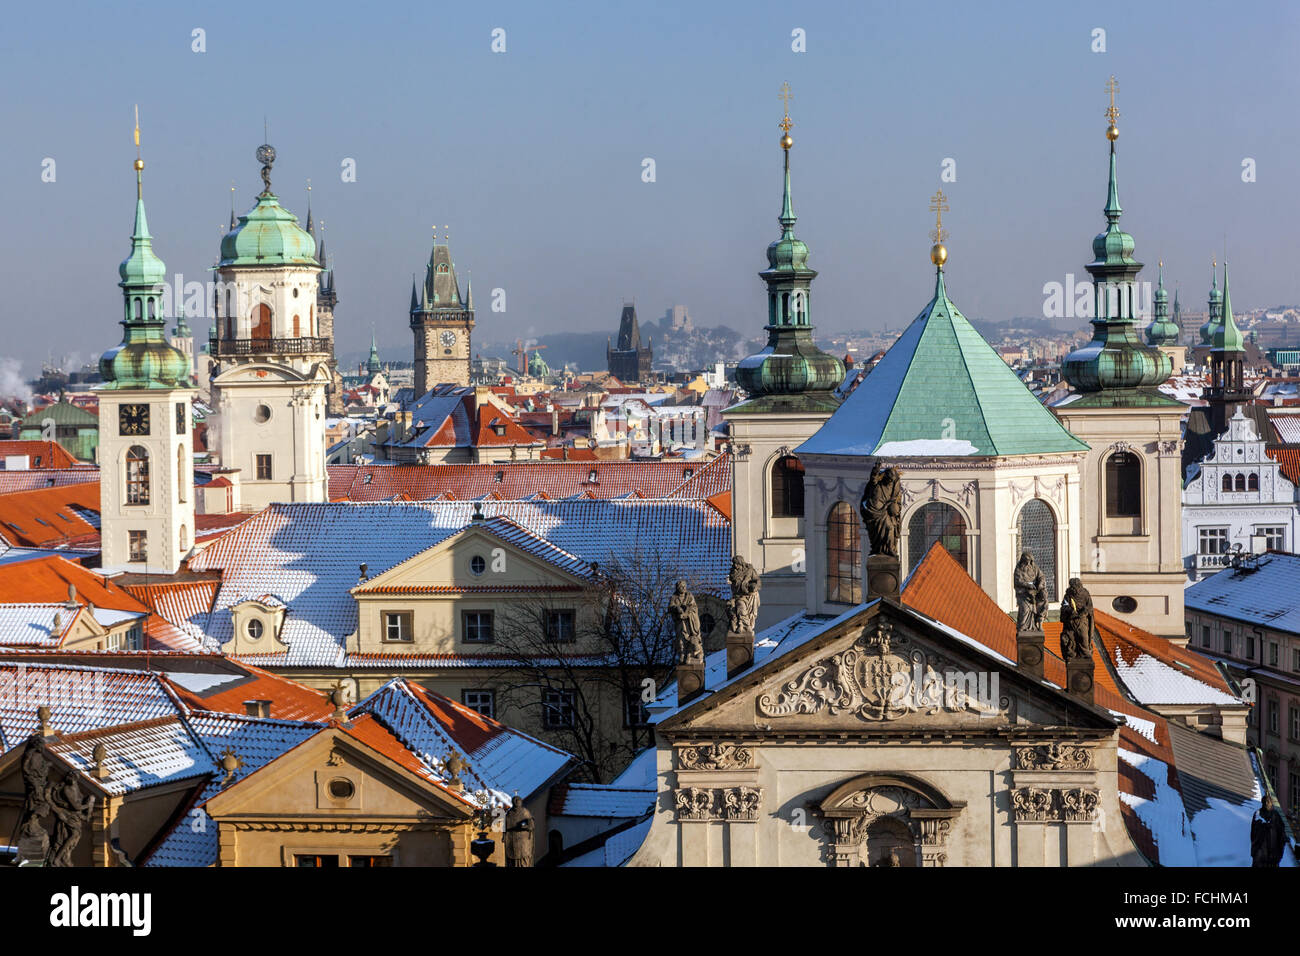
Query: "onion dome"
1199 262 1222 345
1145 261 1180 346
734 95 845 410
1060 88 1173 401
99 140 193 391
219 144 318 267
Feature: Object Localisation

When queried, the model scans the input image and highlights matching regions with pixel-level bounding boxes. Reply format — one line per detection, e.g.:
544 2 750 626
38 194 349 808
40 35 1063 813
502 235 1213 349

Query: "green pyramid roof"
798 270 1088 457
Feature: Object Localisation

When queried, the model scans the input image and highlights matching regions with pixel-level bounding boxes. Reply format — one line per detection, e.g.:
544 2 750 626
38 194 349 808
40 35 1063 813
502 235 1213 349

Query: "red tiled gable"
161 662 334 721
1266 446 1300 485
0 440 79 468
0 482 99 548
341 713 475 806
402 679 500 752
902 543 1016 661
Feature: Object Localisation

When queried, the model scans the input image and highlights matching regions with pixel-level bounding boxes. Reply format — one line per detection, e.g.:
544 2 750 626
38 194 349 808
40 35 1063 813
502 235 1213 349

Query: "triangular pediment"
663 601 1116 735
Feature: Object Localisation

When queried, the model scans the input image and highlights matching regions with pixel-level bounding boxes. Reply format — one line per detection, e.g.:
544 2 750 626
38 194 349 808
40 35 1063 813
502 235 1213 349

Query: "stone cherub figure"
503 795 535 867
727 556 761 634
1013 550 1047 632
860 462 902 557
1059 578 1095 662
668 580 703 664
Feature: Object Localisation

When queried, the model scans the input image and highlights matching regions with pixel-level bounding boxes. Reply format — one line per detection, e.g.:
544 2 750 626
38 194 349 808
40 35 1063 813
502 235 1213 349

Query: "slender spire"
410 276 419 311
229 183 237 231
466 273 474 310
929 188 949 271
778 81 796 237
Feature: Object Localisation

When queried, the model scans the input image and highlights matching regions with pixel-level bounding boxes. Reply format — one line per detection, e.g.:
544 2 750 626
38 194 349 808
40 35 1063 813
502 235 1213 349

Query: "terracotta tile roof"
0 483 100 548
0 468 98 495
0 441 80 469
160 661 335 721
1265 446 1300 485
47 715 215 796
327 454 732 502
902 543 1016 660
342 713 473 802
122 578 221 649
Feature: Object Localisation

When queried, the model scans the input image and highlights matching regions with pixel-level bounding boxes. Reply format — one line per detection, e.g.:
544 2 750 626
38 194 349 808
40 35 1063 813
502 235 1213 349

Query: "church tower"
1054 77 1186 638
1205 265 1251 435
209 144 329 510
97 114 196 574
1145 261 1186 372
726 86 846 626
410 235 473 394
308 201 346 416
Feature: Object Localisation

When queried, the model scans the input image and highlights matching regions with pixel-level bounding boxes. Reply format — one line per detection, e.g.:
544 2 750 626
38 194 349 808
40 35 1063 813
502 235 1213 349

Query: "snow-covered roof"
49 716 214 797
189 500 730 666
1185 552 1300 636
0 603 75 646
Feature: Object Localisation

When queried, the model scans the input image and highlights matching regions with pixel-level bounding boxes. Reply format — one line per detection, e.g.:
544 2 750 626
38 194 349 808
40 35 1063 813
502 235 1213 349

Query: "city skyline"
4 0 1299 374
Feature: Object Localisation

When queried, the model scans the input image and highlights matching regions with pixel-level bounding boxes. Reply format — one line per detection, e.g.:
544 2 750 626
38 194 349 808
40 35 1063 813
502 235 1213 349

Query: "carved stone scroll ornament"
678 743 754 771
673 786 762 821
1061 788 1100 822
1011 787 1054 822
1014 743 1094 771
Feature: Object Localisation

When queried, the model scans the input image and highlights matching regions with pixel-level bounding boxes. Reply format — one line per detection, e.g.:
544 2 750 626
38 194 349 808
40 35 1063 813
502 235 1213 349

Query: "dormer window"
494 471 504 483
588 470 598 483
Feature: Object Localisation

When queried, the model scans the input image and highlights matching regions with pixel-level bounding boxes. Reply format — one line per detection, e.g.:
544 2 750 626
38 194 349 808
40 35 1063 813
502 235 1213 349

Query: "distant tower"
170 302 195 378
366 332 383 376
410 234 473 394
1054 76 1185 639
210 143 329 509
1205 264 1251 435
97 113 196 574
311 209 345 416
1199 260 1222 346
607 304 653 382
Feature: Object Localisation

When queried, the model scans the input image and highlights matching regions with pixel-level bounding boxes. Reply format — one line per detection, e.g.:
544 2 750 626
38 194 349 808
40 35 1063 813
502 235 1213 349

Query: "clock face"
119 403 150 436
439 329 457 349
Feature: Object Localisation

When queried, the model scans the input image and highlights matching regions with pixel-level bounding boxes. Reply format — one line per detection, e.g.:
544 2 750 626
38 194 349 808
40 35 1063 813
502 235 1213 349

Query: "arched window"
125 446 150 505
133 297 142 320
1016 499 1057 601
1235 473 1247 492
177 445 187 503
252 303 272 340
908 502 967 574
1248 473 1259 491
826 502 862 604
771 455 805 518
224 315 235 339
293 314 301 337
179 524 189 550
147 298 156 320
1222 473 1233 492
1105 451 1142 517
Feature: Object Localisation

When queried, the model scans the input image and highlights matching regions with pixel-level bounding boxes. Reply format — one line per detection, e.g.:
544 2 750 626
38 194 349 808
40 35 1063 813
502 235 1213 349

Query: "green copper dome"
100 167 193 390
220 193 317 267
1061 132 1173 399
734 137 844 410
1199 266 1222 345
1145 261 1179 346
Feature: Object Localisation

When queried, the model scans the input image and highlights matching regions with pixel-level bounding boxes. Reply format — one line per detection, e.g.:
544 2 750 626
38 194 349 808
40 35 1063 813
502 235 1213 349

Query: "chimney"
243 699 272 718
358 562 369 583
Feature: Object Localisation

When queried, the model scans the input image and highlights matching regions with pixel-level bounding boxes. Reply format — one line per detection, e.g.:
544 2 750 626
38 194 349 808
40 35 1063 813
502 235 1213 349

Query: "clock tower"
97 114 197 574
410 235 474 394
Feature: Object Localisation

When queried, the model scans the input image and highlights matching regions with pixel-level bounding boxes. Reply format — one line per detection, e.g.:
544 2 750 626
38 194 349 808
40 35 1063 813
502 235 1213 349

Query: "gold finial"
778 81 794 149
1104 75 1120 140
132 105 144 197
929 189 949 267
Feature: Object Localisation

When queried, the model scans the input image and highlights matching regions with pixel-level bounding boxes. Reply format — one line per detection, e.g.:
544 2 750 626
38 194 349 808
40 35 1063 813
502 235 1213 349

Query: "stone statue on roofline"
1014 550 1047 632
860 461 902 558
727 556 761 634
668 580 703 664
47 774 96 867
1059 578 1095 662
503 794 535 867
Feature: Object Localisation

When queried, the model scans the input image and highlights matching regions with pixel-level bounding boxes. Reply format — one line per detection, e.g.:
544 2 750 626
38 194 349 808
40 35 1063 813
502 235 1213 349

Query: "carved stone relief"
677 743 754 771
673 786 762 822
817 780 963 868
1013 743 1094 771
1011 786 1100 822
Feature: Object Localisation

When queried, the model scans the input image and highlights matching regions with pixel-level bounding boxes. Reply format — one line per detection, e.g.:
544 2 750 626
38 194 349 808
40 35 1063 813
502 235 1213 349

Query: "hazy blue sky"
3 0 1298 374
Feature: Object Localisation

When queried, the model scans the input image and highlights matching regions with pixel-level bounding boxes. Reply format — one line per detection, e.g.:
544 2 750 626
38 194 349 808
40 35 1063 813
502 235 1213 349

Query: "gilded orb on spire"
928 188 950 267
1104 75 1120 141
778 81 794 150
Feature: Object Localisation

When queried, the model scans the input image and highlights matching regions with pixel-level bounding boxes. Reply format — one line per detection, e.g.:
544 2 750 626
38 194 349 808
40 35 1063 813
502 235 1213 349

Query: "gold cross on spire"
1104 74 1120 126
929 188 949 243
132 105 144 197
778 81 793 133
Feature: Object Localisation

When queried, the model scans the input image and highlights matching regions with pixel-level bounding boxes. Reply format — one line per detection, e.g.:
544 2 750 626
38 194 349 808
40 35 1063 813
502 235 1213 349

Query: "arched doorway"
816 773 965 867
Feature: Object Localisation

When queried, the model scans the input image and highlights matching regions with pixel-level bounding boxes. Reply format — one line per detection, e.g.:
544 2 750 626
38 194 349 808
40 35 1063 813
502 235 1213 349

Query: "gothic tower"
410 236 473 394
97 119 196 574
607 304 653 382
309 204 346 416
1054 78 1186 639
209 144 330 509
726 88 846 626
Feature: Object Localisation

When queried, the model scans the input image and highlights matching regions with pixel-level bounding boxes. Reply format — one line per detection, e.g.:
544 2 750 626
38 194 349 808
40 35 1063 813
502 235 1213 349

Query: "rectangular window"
462 610 494 644
106 631 122 652
256 454 273 480
1201 625 1211 649
383 611 412 643
1223 630 1233 656
1245 634 1256 660
1270 642 1280 667
624 691 650 728
461 689 496 719
1293 648 1300 673
128 530 148 563
1268 700 1280 735
546 609 576 643
348 855 391 868
542 689 575 729
1254 525 1286 552
1291 773 1299 811
1198 527 1230 554
176 402 186 436
295 854 339 867
125 624 143 651
1291 706 1300 742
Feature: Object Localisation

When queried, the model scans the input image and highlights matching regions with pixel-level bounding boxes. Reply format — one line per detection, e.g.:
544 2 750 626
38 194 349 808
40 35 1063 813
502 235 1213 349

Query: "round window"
292 287 299 298
328 778 355 800
246 619 264 640
254 404 272 424
470 555 487 575
1111 595 1138 614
